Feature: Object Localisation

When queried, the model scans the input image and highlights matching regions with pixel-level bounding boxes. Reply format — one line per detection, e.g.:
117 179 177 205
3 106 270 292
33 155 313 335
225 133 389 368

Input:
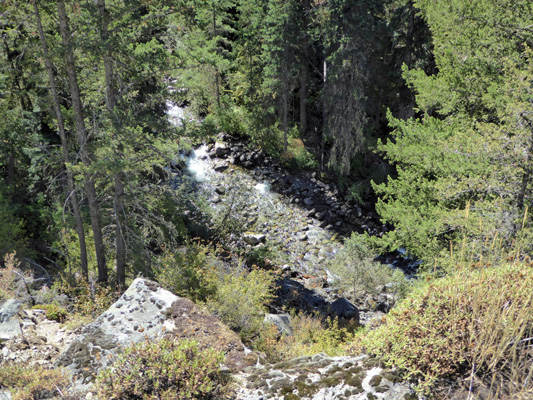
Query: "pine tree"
374 0 533 262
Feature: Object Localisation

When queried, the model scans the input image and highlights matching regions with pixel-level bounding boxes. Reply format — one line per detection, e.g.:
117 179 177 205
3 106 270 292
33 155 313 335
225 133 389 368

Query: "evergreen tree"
374 0 533 262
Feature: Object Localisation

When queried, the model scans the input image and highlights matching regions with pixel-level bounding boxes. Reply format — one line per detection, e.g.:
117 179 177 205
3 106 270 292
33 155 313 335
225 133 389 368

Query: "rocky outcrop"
234 353 419 400
55 278 257 386
56 278 178 383
0 300 22 341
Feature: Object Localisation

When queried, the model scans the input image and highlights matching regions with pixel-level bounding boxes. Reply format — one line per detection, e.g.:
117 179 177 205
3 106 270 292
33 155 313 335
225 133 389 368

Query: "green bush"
155 244 276 344
205 265 275 344
0 364 69 400
96 338 226 400
360 259 533 396
53 275 116 318
32 303 68 323
327 234 407 304
154 245 219 303
256 313 355 363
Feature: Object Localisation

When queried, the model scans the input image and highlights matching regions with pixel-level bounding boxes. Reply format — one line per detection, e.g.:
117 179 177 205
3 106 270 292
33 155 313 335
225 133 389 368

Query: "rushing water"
186 145 211 182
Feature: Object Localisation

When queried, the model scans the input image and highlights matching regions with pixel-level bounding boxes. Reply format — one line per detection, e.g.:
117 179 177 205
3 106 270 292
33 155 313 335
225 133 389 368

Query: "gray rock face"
56 279 177 383
264 313 292 336
0 299 22 340
234 353 419 400
0 390 12 400
215 142 230 157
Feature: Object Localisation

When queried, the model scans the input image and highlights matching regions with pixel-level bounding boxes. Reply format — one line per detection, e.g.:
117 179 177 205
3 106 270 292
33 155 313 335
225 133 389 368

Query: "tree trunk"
213 7 221 109
282 46 289 153
299 46 308 136
98 0 126 288
57 1 107 284
299 0 310 136
517 121 533 213
320 58 327 172
32 0 89 278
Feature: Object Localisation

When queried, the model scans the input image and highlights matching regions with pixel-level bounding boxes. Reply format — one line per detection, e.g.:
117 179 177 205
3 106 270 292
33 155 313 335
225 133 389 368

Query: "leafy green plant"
32 303 68 323
53 275 116 318
205 265 275 344
96 338 226 400
154 245 219 303
0 364 69 400
0 252 20 301
281 136 318 170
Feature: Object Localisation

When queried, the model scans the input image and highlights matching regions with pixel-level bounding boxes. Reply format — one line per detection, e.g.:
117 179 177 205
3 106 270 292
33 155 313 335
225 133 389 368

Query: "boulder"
165 297 257 371
214 142 230 157
56 278 257 386
214 161 229 172
0 299 22 341
264 313 292 336
242 232 266 246
0 390 11 400
328 298 359 324
56 279 178 383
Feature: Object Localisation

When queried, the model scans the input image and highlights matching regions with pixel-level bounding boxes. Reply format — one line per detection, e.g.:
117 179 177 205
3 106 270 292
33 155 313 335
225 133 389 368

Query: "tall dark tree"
57 0 108 283
32 0 89 278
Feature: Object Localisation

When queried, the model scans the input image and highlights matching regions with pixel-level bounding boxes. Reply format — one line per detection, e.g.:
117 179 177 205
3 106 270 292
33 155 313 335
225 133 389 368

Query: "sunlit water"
186 145 210 182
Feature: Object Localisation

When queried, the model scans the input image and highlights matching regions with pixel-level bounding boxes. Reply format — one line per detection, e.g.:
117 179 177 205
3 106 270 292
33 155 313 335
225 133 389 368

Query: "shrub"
0 252 33 302
256 313 355 363
53 275 116 318
205 265 275 344
96 338 226 400
327 234 407 304
155 244 276 344
32 303 68 323
281 136 318 170
360 259 533 396
154 245 219 303
0 364 69 400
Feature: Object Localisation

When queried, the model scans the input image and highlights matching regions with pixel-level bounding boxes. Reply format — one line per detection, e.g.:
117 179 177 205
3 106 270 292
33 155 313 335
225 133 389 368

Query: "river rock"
328 298 360 324
56 279 178 383
242 232 266 246
215 142 230 157
304 197 314 206
214 160 229 172
0 299 22 340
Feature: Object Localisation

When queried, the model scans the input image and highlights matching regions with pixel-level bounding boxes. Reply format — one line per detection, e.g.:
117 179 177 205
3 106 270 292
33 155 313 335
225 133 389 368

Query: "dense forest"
1 0 533 398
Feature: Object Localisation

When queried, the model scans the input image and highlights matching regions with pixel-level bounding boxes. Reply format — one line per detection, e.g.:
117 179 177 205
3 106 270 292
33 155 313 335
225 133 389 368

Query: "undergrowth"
358 257 533 398
96 338 228 400
0 364 69 400
256 313 356 363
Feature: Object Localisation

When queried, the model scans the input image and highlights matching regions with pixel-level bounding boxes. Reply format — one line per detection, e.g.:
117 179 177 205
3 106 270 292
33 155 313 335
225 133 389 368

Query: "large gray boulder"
0 299 22 341
56 279 178 383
